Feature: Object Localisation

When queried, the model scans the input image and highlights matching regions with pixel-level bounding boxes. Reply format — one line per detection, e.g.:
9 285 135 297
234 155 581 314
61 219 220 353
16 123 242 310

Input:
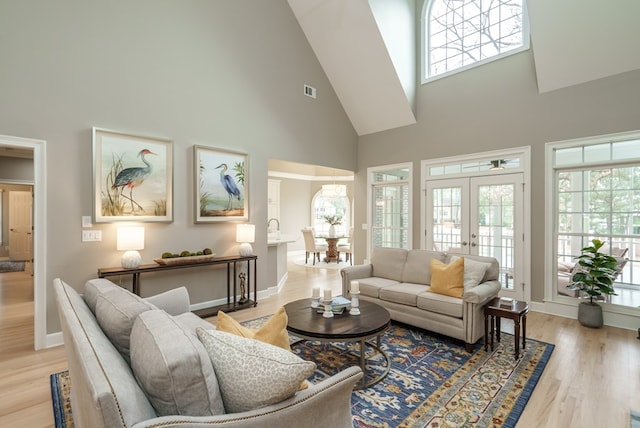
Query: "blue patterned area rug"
50 318 554 428
293 322 553 428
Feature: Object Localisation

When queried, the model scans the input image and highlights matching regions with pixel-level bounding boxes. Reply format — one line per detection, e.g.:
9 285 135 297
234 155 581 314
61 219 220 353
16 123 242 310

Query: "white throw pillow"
196 327 315 413
450 256 491 291
130 311 224 417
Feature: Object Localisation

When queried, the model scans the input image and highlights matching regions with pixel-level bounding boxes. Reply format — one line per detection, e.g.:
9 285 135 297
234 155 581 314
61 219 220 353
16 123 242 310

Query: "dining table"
315 235 348 263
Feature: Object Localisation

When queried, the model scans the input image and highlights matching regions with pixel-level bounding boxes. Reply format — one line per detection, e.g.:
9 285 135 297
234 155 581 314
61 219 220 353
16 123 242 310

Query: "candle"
324 288 332 300
312 287 320 298
351 280 359 293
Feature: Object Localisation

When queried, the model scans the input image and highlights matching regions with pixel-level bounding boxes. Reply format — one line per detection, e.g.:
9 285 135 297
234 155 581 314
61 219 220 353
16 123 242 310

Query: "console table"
97 255 257 318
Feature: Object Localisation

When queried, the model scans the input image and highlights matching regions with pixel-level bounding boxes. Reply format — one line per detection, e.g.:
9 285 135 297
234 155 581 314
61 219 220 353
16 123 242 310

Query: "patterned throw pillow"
429 257 464 298
196 328 316 413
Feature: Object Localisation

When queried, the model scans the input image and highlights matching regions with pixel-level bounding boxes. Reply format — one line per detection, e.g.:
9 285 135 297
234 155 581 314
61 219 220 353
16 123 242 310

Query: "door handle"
461 241 468 246
471 233 477 238
471 242 477 247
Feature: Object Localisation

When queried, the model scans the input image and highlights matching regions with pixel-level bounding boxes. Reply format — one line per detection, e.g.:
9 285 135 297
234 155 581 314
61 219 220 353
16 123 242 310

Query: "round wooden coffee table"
284 298 391 389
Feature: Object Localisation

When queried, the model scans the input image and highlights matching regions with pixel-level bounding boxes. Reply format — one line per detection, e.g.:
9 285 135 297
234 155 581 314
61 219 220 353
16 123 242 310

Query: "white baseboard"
46 331 64 348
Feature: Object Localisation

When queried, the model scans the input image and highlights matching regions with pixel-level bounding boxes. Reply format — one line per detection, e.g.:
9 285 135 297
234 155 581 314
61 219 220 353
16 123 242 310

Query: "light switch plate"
82 216 93 228
82 230 102 242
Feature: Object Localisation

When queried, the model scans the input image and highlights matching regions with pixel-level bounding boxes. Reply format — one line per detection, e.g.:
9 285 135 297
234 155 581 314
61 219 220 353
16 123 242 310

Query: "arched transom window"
423 0 528 81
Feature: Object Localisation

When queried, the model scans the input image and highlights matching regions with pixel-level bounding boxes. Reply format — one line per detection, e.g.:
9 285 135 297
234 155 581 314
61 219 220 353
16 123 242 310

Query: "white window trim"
545 130 640 320
366 162 413 263
420 0 531 84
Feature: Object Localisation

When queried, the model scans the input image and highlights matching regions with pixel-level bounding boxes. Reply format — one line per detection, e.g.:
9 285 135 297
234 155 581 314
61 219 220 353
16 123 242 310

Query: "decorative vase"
329 225 336 237
577 301 603 328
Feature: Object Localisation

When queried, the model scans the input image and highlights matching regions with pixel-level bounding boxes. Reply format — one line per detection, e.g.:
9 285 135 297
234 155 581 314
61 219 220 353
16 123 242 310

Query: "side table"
484 297 529 360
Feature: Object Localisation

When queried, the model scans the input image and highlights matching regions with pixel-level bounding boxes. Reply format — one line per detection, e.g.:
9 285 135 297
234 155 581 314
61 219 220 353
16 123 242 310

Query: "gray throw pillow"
130 310 225 417
196 328 315 413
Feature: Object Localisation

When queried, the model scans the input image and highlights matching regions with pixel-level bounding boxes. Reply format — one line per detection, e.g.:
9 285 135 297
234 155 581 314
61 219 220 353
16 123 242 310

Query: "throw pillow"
216 308 309 389
94 288 157 362
196 328 316 413
216 307 291 351
450 256 492 291
429 257 464 298
130 310 224 417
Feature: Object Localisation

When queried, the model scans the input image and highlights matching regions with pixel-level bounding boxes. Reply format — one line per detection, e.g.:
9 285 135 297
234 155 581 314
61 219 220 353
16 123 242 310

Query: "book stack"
317 295 352 314
499 297 514 308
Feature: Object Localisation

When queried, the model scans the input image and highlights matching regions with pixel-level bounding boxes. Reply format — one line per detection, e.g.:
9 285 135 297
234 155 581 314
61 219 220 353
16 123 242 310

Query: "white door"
9 190 33 261
426 174 524 300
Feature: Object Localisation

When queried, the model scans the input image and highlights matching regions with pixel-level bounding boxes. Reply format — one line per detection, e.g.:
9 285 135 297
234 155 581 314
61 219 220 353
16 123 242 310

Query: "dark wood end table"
484 297 529 360
284 298 391 389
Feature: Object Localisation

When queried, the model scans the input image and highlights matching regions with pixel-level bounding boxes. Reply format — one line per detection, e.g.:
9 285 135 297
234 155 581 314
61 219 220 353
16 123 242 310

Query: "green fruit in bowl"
180 250 191 257
203 248 213 255
161 252 173 259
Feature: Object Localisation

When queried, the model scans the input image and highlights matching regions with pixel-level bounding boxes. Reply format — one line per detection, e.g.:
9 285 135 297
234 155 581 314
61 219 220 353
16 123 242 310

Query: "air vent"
304 84 317 99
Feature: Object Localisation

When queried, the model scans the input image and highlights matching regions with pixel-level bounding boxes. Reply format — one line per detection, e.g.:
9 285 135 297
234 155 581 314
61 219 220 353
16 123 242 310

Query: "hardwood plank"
0 260 638 427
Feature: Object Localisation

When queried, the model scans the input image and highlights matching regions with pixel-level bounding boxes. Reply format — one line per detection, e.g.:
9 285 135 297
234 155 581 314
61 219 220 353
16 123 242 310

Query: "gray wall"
0 0 358 334
357 50 640 302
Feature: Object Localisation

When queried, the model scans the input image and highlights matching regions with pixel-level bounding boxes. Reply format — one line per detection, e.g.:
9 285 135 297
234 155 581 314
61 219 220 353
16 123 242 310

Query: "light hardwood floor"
0 260 638 428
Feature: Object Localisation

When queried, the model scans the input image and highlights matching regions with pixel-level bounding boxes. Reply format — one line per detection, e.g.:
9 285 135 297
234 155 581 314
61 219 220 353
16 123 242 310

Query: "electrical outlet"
82 230 102 242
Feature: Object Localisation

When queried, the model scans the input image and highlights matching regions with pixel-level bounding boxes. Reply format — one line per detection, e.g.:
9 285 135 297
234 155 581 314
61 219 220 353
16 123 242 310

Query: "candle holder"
322 298 334 318
311 297 320 308
350 291 360 315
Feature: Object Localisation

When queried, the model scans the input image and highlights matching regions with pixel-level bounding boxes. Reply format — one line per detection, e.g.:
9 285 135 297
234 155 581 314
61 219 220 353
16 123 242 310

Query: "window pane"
584 144 611 162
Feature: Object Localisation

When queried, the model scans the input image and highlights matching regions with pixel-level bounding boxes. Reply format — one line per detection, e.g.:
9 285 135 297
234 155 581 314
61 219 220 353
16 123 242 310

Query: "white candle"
312 287 320 298
351 280 359 293
324 288 332 300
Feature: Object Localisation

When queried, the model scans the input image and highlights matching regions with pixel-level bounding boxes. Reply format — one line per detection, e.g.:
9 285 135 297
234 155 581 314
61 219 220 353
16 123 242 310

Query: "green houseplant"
567 239 619 328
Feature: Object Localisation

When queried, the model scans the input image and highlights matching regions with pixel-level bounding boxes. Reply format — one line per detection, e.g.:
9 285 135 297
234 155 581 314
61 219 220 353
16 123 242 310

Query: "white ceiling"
289 0 640 135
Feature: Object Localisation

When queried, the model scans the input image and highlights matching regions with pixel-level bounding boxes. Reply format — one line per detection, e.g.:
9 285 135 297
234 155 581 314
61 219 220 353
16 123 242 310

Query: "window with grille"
368 164 412 254
423 0 529 81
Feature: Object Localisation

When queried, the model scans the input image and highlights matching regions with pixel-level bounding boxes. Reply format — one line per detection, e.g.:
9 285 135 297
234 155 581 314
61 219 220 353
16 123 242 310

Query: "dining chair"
301 227 327 265
337 227 353 265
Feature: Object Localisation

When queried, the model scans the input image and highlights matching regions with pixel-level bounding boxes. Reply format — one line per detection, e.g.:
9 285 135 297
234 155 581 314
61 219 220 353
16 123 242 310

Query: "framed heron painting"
92 128 173 223
194 145 248 223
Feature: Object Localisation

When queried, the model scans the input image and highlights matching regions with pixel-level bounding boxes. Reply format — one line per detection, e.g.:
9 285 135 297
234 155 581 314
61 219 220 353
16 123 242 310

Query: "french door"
426 173 525 300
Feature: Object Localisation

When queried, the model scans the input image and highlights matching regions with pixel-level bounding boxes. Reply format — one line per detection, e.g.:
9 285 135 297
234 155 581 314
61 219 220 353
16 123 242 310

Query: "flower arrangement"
323 214 342 226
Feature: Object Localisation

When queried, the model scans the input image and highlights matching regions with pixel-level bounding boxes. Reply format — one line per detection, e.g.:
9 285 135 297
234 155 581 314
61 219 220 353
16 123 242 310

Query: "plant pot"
329 225 336 237
577 301 603 328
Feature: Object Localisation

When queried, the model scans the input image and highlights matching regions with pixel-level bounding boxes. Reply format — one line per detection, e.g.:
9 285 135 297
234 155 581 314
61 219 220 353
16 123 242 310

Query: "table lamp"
117 226 145 268
236 224 255 257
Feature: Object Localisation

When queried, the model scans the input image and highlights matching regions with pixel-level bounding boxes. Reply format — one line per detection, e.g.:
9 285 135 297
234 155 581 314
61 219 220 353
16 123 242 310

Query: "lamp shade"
117 226 145 250
236 224 255 257
236 224 255 243
322 184 346 198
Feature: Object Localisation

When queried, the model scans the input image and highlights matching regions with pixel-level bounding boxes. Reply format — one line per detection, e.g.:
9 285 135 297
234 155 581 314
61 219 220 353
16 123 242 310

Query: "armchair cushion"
130 310 224 417
197 328 316 413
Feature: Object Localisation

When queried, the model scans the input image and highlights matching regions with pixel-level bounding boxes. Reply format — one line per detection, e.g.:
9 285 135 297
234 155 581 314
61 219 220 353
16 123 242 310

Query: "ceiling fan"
464 158 519 170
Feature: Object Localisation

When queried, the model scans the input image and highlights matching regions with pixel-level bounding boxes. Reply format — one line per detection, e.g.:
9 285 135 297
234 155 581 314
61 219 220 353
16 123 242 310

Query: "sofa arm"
340 264 373 296
463 280 501 304
131 366 363 428
143 286 190 315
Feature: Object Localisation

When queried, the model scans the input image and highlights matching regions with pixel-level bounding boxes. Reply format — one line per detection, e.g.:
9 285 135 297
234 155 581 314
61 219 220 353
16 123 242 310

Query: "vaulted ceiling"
288 0 640 136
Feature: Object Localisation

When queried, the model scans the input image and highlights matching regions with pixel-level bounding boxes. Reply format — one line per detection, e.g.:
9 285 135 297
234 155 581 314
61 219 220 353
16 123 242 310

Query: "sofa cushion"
449 254 500 282
357 277 400 298
142 286 190 316
429 257 464 298
84 278 126 313
379 283 429 306
450 256 492 291
417 290 464 318
94 288 156 362
401 250 447 285
196 328 316 413
130 310 225 417
371 247 408 282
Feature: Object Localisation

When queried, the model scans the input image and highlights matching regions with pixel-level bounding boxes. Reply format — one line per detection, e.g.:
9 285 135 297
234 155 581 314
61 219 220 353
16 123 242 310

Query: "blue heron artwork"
93 128 173 222
195 146 247 222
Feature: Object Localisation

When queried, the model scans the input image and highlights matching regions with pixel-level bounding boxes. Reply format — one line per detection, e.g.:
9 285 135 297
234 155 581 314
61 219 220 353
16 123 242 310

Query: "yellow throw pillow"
217 307 309 390
217 307 291 351
429 257 464 298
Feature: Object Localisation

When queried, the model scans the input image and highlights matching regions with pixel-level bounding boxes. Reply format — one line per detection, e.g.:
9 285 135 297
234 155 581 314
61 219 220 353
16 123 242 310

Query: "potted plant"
323 214 342 237
567 239 619 328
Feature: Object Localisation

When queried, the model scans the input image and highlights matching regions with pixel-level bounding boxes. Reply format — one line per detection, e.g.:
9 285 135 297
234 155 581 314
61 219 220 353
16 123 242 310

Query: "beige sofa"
340 248 501 352
54 278 362 428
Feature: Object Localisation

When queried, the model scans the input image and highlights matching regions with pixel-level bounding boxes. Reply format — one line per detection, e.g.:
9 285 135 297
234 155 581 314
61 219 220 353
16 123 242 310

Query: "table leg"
484 312 489 351
132 273 141 296
522 314 527 351
490 315 495 350
360 339 366 384
514 315 520 359
496 316 502 343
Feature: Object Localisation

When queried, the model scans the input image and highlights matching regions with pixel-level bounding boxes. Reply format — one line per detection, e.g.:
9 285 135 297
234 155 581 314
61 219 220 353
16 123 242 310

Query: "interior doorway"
0 135 46 350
